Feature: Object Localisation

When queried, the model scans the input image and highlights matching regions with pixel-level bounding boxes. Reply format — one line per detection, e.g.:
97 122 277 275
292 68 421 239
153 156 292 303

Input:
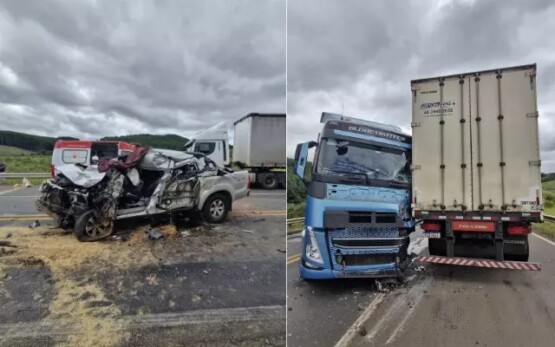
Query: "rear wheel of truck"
203 193 230 223
258 173 278 189
428 238 446 256
74 210 114 242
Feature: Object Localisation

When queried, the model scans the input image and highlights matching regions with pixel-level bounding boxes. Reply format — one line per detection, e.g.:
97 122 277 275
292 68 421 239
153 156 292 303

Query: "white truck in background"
413 64 542 267
185 113 286 189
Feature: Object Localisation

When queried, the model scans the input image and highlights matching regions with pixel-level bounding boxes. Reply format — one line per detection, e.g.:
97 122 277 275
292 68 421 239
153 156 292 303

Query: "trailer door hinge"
526 111 539 118
529 160 541 167
411 122 421 128
525 71 537 77
411 165 421 170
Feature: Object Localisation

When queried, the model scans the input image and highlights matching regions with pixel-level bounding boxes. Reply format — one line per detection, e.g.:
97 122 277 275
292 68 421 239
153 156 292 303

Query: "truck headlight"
305 227 323 264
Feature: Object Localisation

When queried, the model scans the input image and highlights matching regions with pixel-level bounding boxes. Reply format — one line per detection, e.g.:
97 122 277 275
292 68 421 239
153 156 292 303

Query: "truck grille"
332 237 406 248
340 254 396 266
328 227 404 271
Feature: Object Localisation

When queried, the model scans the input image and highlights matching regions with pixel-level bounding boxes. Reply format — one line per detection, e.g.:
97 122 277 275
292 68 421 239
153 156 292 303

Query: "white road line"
334 236 428 347
384 279 430 345
0 187 22 196
333 294 385 347
532 232 555 247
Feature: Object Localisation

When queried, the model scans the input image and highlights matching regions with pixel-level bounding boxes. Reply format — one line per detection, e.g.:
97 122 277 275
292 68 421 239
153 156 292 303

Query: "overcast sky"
288 0 555 172
0 0 285 140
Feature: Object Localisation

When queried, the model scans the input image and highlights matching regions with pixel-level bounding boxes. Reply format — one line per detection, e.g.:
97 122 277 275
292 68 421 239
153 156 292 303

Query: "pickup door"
197 170 249 209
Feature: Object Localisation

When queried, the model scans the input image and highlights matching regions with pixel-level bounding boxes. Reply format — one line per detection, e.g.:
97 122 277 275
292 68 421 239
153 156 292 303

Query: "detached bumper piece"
415 255 540 271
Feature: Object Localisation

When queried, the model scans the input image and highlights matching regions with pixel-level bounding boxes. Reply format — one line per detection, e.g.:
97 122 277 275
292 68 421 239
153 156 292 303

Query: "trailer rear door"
411 64 541 213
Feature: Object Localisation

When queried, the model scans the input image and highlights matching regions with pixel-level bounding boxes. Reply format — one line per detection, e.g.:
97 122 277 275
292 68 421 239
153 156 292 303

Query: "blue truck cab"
294 112 415 280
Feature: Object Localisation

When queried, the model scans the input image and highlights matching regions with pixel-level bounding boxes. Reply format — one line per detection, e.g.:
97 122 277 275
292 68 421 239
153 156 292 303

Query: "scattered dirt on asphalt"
0 226 174 346
45 278 129 347
0 216 277 346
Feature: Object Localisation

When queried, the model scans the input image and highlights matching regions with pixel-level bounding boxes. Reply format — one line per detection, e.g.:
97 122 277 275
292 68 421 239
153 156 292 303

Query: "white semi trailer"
412 64 542 267
185 113 286 189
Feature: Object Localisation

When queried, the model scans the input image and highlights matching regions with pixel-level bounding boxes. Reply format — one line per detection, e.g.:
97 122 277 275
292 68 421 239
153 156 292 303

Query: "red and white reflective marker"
415 255 541 271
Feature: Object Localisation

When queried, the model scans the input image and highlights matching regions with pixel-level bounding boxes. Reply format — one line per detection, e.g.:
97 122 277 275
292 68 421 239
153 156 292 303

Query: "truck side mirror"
294 141 318 179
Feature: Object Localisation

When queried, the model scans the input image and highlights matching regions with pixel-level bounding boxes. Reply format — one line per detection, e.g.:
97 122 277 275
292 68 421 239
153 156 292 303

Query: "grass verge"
0 154 51 172
0 177 47 186
532 221 555 241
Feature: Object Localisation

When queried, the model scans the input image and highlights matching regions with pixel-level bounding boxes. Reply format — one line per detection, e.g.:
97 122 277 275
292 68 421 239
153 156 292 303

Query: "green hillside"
543 179 555 216
0 130 77 153
0 130 189 153
0 145 34 155
287 157 313 218
100 134 188 150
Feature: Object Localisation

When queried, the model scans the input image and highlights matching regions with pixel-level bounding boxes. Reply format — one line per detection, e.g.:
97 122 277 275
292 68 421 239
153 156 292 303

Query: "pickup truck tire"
74 210 113 242
258 173 278 189
203 193 230 223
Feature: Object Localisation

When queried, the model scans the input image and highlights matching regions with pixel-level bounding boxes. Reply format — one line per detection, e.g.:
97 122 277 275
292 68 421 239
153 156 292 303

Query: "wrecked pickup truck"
36 146 249 241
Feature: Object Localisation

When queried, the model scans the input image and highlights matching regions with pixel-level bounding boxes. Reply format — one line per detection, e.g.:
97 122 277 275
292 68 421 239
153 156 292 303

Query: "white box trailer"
233 113 286 189
411 64 542 265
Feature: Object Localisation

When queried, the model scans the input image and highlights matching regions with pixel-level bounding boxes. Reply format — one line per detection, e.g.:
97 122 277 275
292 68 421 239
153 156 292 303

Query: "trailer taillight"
422 222 441 231
507 225 531 235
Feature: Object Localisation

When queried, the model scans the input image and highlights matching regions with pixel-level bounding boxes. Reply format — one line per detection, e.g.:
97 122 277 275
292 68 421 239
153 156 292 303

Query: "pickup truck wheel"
259 173 278 189
74 210 113 242
203 193 229 223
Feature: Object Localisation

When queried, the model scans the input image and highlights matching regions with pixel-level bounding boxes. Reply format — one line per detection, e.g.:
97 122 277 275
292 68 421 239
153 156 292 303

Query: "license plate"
424 232 441 238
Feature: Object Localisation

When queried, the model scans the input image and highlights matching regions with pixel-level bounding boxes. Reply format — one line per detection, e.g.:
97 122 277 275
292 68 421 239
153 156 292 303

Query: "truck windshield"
316 138 410 184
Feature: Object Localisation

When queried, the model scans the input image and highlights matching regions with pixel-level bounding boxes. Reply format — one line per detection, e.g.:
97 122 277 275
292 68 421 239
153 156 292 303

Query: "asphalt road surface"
0 188 286 346
0 185 41 215
287 228 555 347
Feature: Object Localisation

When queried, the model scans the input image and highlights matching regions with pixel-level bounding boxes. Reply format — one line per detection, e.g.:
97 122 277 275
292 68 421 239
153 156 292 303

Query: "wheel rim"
209 199 225 218
84 216 101 238
265 177 275 185
84 215 112 238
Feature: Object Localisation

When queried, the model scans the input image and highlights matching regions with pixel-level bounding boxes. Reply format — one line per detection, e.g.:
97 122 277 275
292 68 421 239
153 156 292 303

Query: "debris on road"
110 234 129 242
145 228 164 240
22 177 33 188
242 229 255 234
29 220 40 229
375 278 402 293
276 249 286 253
5 233 12 238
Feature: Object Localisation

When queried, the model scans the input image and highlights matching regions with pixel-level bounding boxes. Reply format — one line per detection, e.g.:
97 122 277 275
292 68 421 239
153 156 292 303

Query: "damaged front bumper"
300 258 406 279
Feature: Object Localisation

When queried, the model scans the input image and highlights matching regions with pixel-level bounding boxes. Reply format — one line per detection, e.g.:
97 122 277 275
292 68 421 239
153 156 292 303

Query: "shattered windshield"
316 138 410 184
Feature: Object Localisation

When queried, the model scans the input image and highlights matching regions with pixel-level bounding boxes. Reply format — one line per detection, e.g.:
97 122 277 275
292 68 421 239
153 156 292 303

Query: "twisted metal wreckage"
36 146 249 241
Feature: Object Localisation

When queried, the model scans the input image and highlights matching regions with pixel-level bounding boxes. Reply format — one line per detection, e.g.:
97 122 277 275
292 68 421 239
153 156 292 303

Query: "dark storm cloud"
0 0 285 140
287 0 555 171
